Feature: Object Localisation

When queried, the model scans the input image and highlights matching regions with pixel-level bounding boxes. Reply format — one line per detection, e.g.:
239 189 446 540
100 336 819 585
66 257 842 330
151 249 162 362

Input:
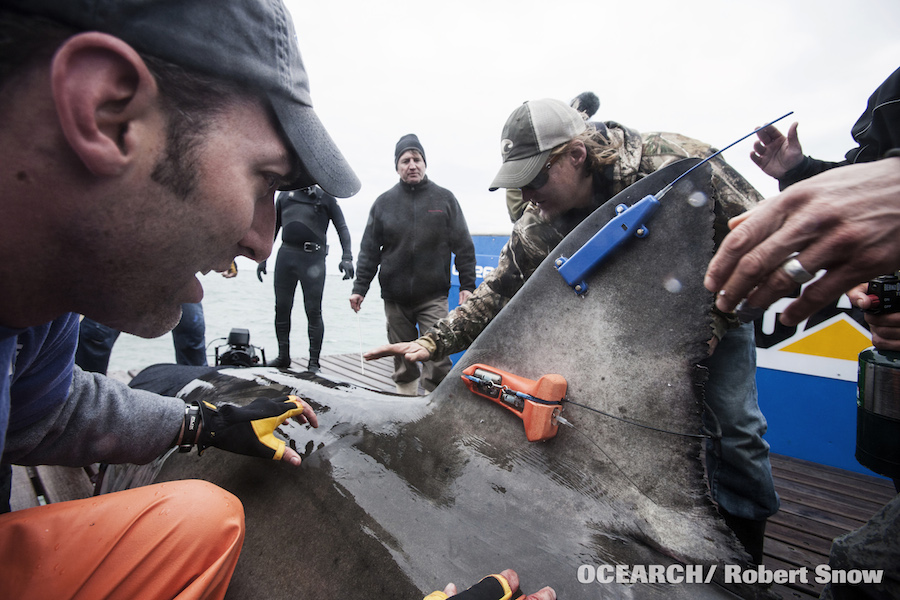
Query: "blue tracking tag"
554 194 660 295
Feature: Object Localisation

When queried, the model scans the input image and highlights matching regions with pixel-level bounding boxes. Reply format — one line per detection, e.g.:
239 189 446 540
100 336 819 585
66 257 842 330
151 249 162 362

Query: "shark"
107 158 769 599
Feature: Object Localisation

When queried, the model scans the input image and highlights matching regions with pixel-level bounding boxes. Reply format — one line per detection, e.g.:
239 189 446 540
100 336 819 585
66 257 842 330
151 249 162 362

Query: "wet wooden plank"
765 454 894 599
768 507 851 547
308 353 414 394
9 465 41 511
767 581 812 600
773 453 894 488
36 465 95 504
775 496 874 532
764 554 824 599
765 520 833 558
772 455 895 505
319 355 397 391
771 477 888 524
766 536 826 574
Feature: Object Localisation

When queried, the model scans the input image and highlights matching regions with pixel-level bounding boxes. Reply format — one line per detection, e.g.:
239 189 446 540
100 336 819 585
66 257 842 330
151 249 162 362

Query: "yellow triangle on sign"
781 319 872 361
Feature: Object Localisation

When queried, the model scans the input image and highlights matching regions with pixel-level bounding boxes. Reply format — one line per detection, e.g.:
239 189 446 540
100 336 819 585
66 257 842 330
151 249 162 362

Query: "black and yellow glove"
188 395 310 460
425 574 524 600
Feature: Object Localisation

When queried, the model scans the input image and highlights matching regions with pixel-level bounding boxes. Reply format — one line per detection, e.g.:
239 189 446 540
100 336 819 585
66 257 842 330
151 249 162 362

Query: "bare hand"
750 122 804 179
848 282 900 351
349 294 364 313
364 341 431 363
441 569 556 600
459 289 473 305
845 282 871 310
865 311 900 351
705 157 900 326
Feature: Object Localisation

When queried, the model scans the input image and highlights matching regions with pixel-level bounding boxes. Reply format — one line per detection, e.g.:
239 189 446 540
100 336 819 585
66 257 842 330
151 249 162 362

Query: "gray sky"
284 0 900 238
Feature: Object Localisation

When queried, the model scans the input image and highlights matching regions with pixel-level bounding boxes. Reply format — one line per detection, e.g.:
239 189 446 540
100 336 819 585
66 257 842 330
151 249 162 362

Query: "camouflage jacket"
417 122 762 361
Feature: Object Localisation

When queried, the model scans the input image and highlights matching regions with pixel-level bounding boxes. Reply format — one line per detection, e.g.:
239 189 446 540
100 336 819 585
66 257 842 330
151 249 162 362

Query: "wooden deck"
10 353 897 599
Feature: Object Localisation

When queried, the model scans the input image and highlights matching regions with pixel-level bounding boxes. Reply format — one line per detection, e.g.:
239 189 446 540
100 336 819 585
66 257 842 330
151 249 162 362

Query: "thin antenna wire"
656 111 794 200
356 311 366 376
565 420 658 506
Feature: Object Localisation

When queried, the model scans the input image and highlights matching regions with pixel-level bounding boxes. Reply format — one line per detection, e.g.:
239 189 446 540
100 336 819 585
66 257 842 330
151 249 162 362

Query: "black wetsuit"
265 187 352 369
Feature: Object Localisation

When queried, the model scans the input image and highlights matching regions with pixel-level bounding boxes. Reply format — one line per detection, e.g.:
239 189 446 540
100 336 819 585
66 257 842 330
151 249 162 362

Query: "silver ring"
781 257 814 284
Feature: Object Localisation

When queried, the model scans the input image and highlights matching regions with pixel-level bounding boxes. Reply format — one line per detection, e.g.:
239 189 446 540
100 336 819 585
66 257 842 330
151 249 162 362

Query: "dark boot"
720 508 767 565
268 322 291 368
267 353 291 368
267 342 291 368
306 343 322 373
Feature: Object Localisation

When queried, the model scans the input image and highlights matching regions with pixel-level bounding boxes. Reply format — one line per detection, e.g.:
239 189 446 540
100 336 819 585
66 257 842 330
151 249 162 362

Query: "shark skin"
116 158 770 599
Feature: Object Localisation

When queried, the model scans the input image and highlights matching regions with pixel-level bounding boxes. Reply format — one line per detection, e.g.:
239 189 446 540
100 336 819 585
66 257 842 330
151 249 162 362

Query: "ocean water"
106 254 388 375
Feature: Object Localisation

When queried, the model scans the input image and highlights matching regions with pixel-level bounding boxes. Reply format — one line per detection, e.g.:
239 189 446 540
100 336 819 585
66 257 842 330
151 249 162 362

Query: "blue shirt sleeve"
0 313 79 456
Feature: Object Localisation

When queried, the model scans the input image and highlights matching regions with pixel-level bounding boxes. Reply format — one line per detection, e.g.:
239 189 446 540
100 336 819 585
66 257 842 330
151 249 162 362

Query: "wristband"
178 402 202 453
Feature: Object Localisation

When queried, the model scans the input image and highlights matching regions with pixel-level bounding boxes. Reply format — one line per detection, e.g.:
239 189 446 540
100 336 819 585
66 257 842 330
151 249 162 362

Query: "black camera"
214 328 266 367
864 273 900 314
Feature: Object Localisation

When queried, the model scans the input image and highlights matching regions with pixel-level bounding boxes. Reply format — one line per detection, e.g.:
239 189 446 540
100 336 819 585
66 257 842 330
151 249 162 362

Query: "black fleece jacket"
353 177 476 304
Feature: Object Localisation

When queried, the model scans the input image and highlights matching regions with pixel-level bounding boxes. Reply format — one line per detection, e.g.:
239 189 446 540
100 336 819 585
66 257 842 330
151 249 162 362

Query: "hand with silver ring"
706 158 900 325
781 257 814 284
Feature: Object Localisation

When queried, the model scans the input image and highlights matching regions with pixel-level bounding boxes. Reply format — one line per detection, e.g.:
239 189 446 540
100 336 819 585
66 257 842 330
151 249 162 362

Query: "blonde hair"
548 128 620 175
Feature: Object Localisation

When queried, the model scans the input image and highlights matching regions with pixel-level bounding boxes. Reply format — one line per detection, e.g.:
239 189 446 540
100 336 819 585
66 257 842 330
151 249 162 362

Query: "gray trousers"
384 295 452 392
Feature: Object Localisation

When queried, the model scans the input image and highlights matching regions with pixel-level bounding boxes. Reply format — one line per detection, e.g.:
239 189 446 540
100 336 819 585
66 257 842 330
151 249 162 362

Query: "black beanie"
570 91 600 119
395 133 426 169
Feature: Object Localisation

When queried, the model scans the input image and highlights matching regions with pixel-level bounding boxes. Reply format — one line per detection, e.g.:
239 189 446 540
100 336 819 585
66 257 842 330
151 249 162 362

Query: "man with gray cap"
0 1 357 597
504 90 600 222
351 134 477 394
367 98 780 565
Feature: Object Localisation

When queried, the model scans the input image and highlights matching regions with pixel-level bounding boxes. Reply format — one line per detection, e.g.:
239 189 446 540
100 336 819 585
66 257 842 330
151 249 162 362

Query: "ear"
50 32 160 177
568 139 588 169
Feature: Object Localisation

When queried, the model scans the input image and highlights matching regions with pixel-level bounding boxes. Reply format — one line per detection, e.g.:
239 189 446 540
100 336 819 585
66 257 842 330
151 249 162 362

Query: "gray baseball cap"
489 98 587 191
7 0 361 198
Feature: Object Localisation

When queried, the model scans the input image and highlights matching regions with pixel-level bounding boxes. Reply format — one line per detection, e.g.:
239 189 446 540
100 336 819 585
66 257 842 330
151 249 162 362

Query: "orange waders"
0 479 244 600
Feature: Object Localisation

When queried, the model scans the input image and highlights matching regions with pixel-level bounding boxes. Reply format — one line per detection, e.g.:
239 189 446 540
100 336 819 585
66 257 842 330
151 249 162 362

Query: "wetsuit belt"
284 241 328 253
